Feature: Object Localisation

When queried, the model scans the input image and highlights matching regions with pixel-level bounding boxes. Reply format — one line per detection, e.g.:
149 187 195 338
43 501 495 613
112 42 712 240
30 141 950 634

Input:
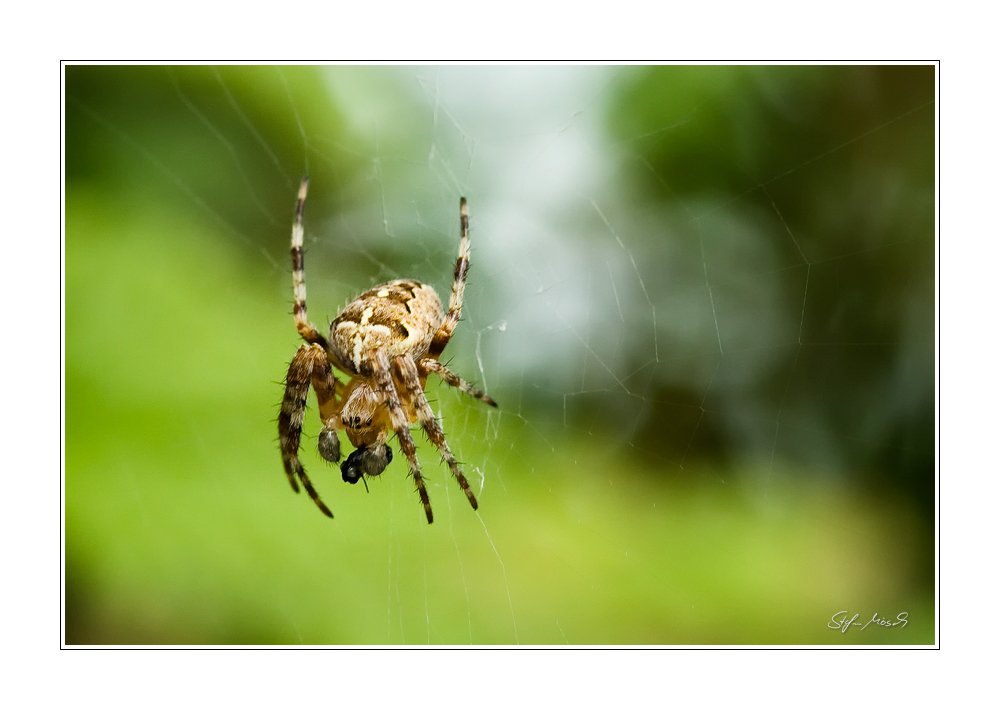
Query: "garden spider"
277 178 497 524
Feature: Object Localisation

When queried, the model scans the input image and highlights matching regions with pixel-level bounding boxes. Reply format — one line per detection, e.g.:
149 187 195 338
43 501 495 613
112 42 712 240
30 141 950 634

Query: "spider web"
64 64 937 646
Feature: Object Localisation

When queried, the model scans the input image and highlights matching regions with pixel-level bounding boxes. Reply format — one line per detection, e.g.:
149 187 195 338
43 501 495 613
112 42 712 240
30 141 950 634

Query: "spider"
277 178 497 524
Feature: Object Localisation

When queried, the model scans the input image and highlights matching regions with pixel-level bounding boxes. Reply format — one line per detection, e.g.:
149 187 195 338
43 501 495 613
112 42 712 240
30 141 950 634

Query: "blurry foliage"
66 65 363 259
596 65 935 514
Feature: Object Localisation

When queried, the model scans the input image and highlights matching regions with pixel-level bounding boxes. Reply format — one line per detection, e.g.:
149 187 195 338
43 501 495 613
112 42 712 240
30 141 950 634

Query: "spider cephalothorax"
277 179 497 523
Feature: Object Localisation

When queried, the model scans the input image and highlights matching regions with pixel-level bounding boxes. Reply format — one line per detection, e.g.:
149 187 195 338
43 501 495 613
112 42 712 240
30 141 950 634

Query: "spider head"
341 444 393 484
340 379 391 448
337 378 394 484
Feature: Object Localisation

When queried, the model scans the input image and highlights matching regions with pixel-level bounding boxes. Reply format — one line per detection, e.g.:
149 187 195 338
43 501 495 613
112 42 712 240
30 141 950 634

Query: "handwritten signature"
829 611 908 633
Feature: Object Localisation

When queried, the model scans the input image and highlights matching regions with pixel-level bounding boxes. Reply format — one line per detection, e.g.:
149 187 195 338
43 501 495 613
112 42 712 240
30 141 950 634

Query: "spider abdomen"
331 279 445 373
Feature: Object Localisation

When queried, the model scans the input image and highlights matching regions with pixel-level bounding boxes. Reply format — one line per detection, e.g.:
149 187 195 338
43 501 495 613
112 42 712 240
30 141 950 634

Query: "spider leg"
370 349 434 523
290 177 330 350
420 357 498 408
278 344 334 518
428 197 471 358
310 348 343 463
399 354 479 513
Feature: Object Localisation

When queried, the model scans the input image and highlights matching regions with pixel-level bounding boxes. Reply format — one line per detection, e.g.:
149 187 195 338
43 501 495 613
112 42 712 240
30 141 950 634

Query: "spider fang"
341 444 393 484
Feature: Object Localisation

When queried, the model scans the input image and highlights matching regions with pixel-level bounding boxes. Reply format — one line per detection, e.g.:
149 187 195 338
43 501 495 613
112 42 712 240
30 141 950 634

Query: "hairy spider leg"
428 197 471 359
278 344 335 518
420 357 498 408
291 177 330 351
399 354 479 511
370 350 434 523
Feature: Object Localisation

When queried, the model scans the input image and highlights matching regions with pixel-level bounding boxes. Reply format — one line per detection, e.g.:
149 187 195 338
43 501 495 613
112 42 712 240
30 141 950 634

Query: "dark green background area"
65 65 935 645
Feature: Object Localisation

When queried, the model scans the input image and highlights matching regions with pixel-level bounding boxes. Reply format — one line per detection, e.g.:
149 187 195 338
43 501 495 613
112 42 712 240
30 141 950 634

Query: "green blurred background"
65 65 935 645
